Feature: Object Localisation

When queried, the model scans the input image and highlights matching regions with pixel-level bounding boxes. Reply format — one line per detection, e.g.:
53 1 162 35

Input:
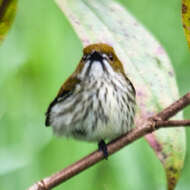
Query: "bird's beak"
89 51 104 62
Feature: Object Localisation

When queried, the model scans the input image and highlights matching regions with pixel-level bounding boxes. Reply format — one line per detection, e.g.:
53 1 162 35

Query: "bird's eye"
108 53 114 61
82 54 87 61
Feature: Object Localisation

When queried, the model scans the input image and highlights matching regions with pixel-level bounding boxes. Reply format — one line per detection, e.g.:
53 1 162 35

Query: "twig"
155 120 190 127
156 92 190 120
28 92 190 190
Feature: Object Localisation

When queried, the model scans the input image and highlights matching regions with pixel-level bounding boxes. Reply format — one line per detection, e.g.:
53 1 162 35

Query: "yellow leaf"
0 0 17 43
182 0 190 48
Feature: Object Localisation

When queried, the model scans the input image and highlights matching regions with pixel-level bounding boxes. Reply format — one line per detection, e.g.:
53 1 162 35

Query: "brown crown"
83 43 115 55
82 43 126 74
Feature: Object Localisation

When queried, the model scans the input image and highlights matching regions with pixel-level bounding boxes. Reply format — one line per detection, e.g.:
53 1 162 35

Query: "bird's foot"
98 140 108 160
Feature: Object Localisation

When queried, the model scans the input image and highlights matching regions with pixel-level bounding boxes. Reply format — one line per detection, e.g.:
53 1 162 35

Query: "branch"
28 92 190 190
155 120 190 127
156 92 190 120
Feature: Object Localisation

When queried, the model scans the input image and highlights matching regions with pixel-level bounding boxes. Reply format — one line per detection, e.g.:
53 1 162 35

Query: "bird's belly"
51 79 135 142
79 92 134 141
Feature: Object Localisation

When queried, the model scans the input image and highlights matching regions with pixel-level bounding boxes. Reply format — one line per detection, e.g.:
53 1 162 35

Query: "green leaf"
0 145 29 175
182 0 190 49
55 0 186 189
0 0 17 43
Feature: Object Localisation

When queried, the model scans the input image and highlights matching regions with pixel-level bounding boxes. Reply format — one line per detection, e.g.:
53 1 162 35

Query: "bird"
45 43 136 159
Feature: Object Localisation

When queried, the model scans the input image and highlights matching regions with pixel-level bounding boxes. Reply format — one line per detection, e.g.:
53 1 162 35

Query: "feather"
45 75 81 126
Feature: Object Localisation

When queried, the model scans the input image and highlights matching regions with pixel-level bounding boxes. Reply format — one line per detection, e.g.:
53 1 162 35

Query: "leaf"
0 145 29 175
0 0 17 43
55 0 186 189
182 0 190 48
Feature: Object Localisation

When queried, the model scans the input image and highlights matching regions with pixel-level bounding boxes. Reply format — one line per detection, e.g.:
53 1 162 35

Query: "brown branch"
156 92 190 120
155 119 190 127
28 92 190 190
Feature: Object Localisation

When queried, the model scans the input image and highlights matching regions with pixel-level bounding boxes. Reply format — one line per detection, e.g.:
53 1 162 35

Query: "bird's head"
75 43 126 79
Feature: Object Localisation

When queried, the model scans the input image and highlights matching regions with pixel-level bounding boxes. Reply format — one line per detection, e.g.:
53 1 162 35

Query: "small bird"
45 43 136 158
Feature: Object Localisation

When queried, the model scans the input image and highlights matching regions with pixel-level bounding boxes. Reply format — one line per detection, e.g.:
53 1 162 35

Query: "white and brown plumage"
45 43 136 157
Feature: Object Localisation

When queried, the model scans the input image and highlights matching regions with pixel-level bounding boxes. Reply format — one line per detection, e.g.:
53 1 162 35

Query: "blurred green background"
0 0 190 190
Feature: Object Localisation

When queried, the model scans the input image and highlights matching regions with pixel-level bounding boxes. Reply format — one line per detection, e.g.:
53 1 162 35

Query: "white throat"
89 61 104 77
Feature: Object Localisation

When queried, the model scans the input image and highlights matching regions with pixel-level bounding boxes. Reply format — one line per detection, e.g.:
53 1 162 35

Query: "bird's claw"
98 140 108 160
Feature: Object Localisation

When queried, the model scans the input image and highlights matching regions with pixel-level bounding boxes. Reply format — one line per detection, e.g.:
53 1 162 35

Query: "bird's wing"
45 75 81 126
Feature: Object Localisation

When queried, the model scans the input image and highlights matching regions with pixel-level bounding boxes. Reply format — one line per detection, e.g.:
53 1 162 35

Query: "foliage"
182 0 190 48
0 0 17 43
